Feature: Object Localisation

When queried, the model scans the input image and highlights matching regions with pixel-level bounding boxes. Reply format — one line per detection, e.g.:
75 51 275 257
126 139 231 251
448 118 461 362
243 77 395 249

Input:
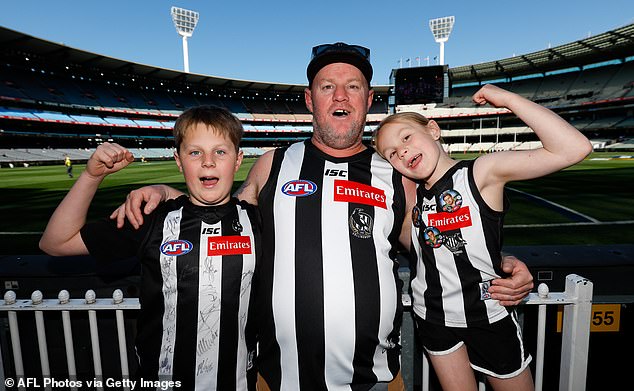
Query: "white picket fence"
0 274 592 391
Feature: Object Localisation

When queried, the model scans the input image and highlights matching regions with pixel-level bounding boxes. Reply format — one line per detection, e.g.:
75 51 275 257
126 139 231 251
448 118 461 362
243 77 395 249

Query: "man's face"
444 194 454 205
305 63 374 152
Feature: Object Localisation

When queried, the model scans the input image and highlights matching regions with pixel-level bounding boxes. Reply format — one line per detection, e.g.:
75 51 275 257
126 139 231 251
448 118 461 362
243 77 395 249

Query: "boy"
40 106 260 390
373 84 592 391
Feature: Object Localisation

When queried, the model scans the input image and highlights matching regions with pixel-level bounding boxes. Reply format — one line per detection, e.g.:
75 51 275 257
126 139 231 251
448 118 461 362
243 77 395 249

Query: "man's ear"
304 87 313 113
367 88 374 111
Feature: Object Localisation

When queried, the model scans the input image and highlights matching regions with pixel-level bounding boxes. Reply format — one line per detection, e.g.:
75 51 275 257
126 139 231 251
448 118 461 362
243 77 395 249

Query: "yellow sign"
556 304 621 332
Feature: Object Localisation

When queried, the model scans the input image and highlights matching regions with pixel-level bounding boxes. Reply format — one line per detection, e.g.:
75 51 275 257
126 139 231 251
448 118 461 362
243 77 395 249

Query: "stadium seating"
604 138 634 150
1 24 632 166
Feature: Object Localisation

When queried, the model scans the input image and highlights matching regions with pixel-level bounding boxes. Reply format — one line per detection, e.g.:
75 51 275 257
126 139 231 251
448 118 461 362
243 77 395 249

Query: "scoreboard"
392 65 447 105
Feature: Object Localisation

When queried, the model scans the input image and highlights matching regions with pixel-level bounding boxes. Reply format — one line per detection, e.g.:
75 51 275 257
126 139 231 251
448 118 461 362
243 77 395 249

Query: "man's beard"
312 119 365 150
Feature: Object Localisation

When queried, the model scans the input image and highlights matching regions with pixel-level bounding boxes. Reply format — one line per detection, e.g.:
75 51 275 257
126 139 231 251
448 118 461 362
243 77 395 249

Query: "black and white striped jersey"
410 159 511 328
255 140 406 390
80 196 260 390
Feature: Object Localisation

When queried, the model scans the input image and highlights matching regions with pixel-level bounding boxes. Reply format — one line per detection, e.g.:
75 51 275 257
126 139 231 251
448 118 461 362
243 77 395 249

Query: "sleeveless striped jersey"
410 159 511 328
255 140 406 390
81 196 260 390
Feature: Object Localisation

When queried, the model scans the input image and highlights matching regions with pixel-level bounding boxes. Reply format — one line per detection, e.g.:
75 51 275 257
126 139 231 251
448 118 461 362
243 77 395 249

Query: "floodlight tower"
429 16 455 65
171 6 199 73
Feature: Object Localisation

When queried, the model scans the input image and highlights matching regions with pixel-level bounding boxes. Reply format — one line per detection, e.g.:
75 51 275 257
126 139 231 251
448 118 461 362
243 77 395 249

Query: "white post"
32 291 51 391
535 283 550 391
113 290 131 391
559 274 593 391
8 311 25 391
182 36 190 73
59 290 78 391
86 290 104 391
4 291 25 391
422 354 430 391
61 310 78 390
439 42 445 65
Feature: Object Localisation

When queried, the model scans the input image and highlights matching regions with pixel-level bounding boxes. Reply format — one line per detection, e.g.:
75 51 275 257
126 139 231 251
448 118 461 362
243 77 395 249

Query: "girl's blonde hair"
372 112 439 157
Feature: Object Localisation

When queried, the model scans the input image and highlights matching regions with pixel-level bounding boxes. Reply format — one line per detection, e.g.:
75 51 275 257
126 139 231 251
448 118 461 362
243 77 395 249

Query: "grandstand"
1 22 633 391
0 23 633 167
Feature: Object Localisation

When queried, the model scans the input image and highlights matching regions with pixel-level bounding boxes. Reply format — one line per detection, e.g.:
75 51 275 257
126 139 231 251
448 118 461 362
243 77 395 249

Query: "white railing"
529 274 593 391
414 274 593 391
0 289 139 391
0 274 592 391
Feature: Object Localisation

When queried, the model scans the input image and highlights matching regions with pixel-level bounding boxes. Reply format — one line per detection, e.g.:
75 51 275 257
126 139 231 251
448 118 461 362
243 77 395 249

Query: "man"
64 154 73 178
115 43 533 390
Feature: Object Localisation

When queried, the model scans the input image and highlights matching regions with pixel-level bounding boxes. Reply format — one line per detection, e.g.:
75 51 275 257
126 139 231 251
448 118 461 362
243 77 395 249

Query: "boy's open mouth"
333 109 349 117
200 176 219 186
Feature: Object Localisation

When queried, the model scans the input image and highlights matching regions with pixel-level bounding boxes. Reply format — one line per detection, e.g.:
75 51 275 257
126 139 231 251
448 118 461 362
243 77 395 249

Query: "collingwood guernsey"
256 140 406 390
80 196 260 390
410 159 511 328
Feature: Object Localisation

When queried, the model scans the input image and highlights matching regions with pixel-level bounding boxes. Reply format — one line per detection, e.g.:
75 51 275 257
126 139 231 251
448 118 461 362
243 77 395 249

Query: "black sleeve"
80 217 150 263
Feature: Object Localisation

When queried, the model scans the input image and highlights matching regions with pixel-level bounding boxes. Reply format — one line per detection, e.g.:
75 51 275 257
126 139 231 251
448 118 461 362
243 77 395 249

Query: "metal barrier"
0 274 592 391
0 289 139 391
411 274 593 391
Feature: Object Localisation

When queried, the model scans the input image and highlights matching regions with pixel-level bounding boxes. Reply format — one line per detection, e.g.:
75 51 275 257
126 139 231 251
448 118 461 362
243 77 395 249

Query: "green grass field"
1 152 632 254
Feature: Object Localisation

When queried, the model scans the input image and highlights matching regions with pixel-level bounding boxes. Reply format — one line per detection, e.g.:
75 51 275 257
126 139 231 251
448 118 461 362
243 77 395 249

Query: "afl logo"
160 240 193 256
281 180 317 197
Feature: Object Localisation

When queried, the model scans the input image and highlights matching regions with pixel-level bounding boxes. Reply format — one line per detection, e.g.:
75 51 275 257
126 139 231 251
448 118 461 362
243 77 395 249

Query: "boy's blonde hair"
372 112 438 157
173 105 243 152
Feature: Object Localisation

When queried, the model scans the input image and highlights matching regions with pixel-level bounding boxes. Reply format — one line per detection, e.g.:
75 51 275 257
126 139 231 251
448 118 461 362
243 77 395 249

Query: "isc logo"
202 227 221 235
160 240 193 256
325 169 347 177
281 180 317 197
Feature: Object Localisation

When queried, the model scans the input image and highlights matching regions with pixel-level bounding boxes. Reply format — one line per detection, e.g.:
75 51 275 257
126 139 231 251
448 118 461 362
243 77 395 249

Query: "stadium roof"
1 23 633 93
0 25 313 95
449 23 634 83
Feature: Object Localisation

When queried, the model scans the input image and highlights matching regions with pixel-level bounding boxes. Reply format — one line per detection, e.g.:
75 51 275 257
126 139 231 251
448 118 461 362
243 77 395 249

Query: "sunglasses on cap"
311 43 371 61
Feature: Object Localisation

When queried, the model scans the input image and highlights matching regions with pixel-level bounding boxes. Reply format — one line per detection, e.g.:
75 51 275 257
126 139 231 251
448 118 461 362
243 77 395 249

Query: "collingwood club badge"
232 219 243 233
442 232 467 254
349 208 373 239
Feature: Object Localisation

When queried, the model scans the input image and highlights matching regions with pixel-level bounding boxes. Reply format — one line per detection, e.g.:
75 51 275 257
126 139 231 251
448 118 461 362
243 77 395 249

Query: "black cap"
307 42 373 87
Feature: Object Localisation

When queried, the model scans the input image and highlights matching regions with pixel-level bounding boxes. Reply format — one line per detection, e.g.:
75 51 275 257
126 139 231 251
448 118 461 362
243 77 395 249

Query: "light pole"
171 6 199 73
429 16 455 65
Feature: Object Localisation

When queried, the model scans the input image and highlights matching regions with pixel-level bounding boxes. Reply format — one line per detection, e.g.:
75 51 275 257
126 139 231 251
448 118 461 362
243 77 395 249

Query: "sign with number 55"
556 304 621 332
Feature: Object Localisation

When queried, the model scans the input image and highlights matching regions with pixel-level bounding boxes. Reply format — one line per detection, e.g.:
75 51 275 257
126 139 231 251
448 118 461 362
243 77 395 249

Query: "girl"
373 84 592 391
